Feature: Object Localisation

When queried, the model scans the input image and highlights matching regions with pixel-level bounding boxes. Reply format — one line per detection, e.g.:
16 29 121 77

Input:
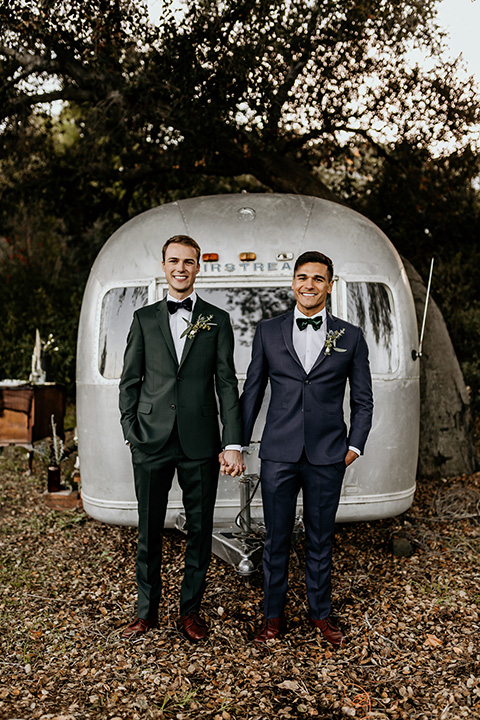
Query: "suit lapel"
281 312 305 372
179 296 206 368
310 310 336 373
155 299 178 365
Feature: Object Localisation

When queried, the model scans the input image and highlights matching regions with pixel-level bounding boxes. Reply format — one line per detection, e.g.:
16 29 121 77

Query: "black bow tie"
296 316 323 331
167 297 193 314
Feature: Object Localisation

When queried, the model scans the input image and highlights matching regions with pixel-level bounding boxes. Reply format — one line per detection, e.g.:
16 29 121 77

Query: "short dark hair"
294 251 334 281
162 235 201 263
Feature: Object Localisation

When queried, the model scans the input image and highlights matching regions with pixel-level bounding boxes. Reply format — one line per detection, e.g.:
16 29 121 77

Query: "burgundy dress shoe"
179 612 209 642
309 615 346 647
121 615 158 639
253 615 287 643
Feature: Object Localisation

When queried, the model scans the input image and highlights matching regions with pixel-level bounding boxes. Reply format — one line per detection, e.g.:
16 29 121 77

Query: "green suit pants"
131 423 219 618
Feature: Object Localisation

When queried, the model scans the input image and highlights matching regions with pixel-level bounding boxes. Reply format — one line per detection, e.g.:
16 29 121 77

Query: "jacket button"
305 380 311 385
177 376 182 381
170 404 176 410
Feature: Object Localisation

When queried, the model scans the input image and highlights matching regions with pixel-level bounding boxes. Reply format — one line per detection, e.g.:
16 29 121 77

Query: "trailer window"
346 282 398 374
198 287 296 374
99 286 149 378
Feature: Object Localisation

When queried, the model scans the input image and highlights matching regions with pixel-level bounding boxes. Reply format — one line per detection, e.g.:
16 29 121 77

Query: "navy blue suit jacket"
241 310 374 465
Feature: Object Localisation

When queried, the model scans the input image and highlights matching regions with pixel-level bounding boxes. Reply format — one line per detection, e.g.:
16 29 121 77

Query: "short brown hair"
162 235 201 262
294 251 334 281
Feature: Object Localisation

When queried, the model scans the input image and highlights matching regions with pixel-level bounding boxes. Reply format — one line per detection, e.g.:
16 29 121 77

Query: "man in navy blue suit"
240 251 373 646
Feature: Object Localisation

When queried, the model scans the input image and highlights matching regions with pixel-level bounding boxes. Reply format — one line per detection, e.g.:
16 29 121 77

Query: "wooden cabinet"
0 383 66 467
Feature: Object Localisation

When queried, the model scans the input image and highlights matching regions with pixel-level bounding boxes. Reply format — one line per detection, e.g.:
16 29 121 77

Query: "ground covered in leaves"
0 448 480 720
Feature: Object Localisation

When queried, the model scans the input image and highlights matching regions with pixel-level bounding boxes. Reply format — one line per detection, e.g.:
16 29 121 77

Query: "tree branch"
0 88 91 117
336 125 392 159
0 44 51 73
266 6 321 135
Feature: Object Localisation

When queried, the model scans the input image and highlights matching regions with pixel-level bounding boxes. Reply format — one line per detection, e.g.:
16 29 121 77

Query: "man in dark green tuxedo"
119 235 244 641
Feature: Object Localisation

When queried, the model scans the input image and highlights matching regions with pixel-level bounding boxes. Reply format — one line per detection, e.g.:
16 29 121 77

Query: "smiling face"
162 242 200 299
292 262 333 316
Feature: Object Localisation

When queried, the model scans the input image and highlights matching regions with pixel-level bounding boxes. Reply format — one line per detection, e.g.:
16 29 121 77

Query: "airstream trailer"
77 193 420 570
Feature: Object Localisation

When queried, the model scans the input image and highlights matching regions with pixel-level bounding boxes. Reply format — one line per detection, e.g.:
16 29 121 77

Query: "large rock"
404 258 478 477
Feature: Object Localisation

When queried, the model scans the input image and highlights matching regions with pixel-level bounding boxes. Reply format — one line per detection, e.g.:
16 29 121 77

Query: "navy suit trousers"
260 455 345 619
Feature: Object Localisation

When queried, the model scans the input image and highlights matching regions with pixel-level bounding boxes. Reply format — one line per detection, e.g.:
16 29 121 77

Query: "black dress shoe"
309 615 346 646
253 615 287 643
179 612 209 642
121 615 158 639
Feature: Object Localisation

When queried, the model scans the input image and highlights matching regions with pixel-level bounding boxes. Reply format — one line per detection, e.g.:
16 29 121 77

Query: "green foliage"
351 143 480 412
0 253 79 388
0 186 111 392
0 0 479 409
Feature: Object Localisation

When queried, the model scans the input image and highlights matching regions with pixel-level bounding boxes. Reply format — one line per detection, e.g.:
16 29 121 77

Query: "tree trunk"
247 150 343 204
403 258 478 478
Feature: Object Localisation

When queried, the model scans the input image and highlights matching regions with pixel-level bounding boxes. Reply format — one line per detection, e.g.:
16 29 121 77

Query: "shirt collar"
166 290 197 309
294 305 326 321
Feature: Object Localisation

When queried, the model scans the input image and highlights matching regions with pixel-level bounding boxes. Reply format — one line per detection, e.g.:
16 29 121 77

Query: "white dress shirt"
167 291 196 362
292 305 360 458
293 306 326 374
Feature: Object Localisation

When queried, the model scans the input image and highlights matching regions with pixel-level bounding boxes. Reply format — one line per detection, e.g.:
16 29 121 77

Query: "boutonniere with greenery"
181 314 217 339
324 328 347 356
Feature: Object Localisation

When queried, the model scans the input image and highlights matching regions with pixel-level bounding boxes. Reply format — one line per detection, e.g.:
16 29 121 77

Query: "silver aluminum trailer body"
76 193 419 539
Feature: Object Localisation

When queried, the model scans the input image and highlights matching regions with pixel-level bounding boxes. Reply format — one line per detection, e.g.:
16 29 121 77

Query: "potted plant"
34 414 75 492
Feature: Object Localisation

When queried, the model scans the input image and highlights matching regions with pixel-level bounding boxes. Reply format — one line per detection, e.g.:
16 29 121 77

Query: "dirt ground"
0 446 479 720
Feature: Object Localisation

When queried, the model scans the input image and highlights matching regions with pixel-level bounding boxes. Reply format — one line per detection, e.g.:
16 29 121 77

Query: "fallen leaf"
424 634 443 648
278 680 300 692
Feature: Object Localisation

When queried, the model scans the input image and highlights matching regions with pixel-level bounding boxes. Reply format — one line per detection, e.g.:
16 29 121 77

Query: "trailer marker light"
202 253 219 262
276 252 294 261
239 252 256 261
237 207 256 222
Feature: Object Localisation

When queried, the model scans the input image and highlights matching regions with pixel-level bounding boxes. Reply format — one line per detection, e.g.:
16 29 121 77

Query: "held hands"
219 449 358 473
219 450 245 477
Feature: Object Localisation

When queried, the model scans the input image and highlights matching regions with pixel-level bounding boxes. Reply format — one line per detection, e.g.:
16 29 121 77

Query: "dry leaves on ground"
0 447 479 719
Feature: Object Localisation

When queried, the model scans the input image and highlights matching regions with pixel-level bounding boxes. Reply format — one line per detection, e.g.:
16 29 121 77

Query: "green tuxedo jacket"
119 296 242 459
